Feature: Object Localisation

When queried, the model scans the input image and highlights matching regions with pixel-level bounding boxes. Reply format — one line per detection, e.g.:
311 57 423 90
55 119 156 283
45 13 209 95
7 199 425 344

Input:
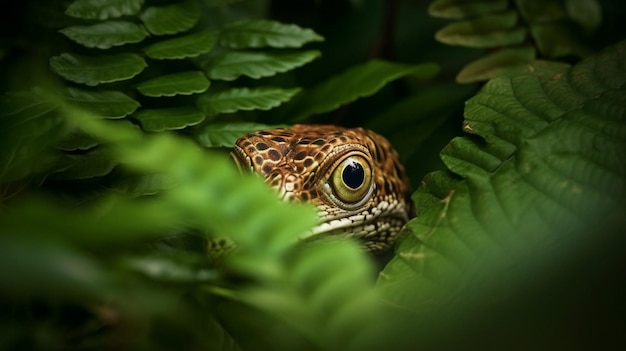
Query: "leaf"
428 0 508 19
144 29 216 60
134 106 206 132
565 0 602 33
0 91 66 181
53 148 118 180
65 0 144 20
456 46 536 83
59 21 149 49
50 52 147 86
435 11 526 48
58 130 99 151
530 22 594 58
139 0 199 36
196 87 300 117
219 19 324 49
204 50 320 81
378 41 626 310
195 122 287 148
64 87 140 118
279 60 439 122
136 71 210 97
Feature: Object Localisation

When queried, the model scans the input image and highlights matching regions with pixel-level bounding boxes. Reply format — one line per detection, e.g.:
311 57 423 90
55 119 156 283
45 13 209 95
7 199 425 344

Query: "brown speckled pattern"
231 124 413 252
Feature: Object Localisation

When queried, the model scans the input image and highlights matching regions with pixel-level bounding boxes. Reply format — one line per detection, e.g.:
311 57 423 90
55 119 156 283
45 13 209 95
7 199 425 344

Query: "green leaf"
144 29 216 60
530 22 594 58
378 41 626 309
204 50 320 81
58 130 99 151
134 106 206 132
279 60 439 122
64 87 140 118
59 21 149 49
428 0 508 19
65 0 144 20
195 122 287 148
565 0 602 33
0 91 66 181
196 87 300 117
139 0 199 35
50 52 147 86
435 11 526 48
136 71 210 97
54 149 118 180
456 46 536 83
219 20 324 49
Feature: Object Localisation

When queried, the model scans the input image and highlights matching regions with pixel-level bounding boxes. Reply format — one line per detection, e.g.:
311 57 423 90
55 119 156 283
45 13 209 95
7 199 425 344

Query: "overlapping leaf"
65 0 144 20
50 52 147 86
378 41 626 311
136 71 210 97
64 87 140 118
144 29 216 59
59 21 149 49
134 107 205 132
204 50 320 81
194 122 287 148
196 87 300 117
139 0 199 35
219 19 324 49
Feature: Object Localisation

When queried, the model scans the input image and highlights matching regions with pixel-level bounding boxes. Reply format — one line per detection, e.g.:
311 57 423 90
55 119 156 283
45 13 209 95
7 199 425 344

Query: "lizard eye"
327 154 374 208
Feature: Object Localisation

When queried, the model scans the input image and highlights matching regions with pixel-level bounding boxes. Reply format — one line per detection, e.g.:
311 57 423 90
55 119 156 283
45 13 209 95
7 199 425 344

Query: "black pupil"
342 160 365 189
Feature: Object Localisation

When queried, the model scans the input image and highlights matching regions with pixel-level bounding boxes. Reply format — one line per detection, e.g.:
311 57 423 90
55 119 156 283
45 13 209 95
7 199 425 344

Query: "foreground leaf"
204 50 320 81
65 0 144 20
196 87 300 117
59 21 149 49
144 29 216 60
136 71 210 97
428 0 508 19
50 52 147 86
219 19 324 49
279 60 439 122
379 41 626 310
134 106 205 131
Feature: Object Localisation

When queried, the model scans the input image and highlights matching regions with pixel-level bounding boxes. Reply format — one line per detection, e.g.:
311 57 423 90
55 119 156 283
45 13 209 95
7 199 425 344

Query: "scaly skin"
231 124 413 253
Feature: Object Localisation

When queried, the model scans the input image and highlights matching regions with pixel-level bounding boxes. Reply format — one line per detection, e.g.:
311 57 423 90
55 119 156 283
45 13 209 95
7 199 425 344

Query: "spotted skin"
231 124 413 253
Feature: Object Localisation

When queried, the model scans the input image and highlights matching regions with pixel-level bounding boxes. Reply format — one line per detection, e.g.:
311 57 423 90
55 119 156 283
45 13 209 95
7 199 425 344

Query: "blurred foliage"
1 0 626 350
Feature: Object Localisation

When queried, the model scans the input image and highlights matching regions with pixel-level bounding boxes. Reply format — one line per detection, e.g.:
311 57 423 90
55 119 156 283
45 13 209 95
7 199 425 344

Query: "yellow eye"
329 155 373 206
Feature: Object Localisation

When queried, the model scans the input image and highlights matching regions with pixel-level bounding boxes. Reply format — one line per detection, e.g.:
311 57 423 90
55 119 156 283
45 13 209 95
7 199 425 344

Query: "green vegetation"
1 0 625 350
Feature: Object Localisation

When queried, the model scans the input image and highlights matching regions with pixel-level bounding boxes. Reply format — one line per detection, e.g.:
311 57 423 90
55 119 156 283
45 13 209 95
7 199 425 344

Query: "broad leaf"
144 29 216 60
279 60 439 122
64 87 140 118
456 46 536 83
50 52 147 86
428 0 508 19
378 41 626 310
196 87 300 117
435 11 526 48
59 21 149 49
136 71 210 97
65 0 144 20
195 122 287 148
219 20 324 49
134 106 205 132
139 0 199 35
204 50 320 81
